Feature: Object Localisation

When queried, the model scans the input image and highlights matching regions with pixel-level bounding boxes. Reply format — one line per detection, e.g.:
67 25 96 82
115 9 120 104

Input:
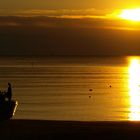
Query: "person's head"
8 83 11 87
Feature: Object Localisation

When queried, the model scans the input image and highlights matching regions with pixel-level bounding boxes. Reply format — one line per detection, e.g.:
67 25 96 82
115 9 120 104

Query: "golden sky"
0 0 140 10
0 0 140 18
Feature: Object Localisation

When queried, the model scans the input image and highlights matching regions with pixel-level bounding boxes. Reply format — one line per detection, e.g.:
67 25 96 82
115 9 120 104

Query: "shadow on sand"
1 119 140 140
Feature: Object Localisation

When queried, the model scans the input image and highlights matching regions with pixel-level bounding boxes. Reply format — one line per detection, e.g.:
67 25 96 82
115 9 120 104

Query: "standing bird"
89 89 93 92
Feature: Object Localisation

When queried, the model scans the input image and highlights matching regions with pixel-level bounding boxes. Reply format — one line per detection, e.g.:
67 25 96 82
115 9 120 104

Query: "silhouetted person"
6 83 12 101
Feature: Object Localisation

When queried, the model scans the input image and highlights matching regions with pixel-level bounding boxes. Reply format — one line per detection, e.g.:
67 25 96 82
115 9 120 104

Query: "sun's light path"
128 58 140 121
120 8 140 21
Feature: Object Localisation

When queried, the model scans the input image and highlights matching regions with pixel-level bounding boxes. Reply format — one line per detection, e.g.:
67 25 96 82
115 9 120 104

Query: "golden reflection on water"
128 57 140 121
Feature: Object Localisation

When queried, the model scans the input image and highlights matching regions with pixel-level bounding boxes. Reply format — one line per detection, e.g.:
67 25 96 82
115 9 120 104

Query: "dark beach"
1 120 140 140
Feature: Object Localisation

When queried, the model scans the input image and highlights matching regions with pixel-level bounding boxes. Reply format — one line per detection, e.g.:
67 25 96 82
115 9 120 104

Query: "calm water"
0 56 140 121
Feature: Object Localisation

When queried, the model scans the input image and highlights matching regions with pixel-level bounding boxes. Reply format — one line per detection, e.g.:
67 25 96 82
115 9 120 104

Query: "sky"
0 0 140 18
0 1 140 56
0 0 140 17
0 0 140 10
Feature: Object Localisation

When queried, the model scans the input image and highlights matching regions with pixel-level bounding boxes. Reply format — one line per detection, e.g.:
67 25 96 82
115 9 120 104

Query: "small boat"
0 83 18 120
0 100 18 120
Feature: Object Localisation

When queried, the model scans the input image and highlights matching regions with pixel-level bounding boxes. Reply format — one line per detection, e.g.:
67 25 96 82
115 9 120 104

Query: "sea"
0 56 140 121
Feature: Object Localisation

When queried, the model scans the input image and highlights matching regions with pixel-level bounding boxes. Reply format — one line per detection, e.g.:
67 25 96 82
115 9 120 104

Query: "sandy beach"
1 120 140 139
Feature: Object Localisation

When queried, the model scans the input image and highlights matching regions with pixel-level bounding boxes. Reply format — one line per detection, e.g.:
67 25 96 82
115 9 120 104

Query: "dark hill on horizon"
0 16 140 56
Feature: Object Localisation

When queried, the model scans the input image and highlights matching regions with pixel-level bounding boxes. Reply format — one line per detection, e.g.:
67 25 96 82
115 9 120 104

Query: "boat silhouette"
0 83 18 120
0 99 18 120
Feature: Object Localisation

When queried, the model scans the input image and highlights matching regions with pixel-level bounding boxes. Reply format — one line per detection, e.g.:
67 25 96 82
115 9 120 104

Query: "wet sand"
1 120 140 140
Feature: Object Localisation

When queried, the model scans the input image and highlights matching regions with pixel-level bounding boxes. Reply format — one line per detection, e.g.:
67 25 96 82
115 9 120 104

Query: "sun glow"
120 8 140 21
128 58 140 121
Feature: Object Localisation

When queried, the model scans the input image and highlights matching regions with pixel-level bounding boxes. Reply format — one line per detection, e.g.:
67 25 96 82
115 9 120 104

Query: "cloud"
0 16 112 28
0 9 113 28
2 8 140 30
0 8 109 18
0 15 140 31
